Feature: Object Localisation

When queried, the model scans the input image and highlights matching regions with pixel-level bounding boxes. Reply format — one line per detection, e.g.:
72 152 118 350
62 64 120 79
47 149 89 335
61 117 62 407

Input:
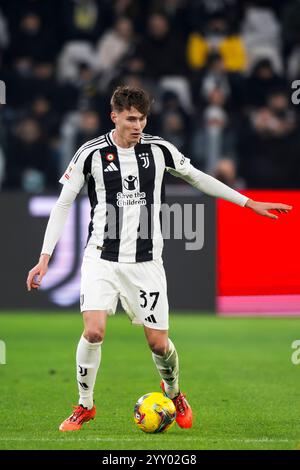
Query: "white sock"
76 335 102 410
152 339 179 399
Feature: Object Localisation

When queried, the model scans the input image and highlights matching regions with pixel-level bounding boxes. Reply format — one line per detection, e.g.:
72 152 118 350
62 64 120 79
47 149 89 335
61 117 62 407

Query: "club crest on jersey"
123 175 138 191
138 153 149 168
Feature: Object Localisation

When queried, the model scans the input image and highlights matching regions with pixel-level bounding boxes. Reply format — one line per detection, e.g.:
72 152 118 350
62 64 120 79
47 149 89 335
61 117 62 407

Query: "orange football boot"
59 404 96 431
161 381 193 429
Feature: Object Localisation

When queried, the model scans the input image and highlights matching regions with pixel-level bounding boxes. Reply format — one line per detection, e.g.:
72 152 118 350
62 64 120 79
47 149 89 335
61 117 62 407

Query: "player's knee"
149 341 169 356
84 328 105 343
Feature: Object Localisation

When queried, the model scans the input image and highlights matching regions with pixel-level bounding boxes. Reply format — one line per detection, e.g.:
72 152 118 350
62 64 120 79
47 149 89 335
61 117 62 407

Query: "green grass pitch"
0 312 299 450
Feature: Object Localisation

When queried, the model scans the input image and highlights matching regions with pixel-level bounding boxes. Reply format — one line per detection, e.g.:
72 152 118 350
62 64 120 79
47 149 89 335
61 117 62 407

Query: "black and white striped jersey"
59 129 248 262
59 130 192 263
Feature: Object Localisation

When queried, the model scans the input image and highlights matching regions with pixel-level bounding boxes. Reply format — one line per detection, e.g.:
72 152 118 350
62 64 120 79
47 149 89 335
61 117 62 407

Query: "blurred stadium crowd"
1 0 300 193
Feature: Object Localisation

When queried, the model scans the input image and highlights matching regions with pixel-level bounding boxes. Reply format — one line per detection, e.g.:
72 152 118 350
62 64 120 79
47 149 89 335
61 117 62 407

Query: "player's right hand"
27 255 50 291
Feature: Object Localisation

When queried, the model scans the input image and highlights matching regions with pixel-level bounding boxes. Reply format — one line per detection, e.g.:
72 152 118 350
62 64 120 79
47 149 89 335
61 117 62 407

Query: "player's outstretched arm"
245 199 293 220
169 157 293 218
26 185 78 291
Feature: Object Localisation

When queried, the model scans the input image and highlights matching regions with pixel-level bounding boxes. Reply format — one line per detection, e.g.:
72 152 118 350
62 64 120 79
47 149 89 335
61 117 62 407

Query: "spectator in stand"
185 0 243 33
5 55 35 109
73 63 101 109
30 95 60 141
191 51 245 114
113 0 146 30
57 62 111 130
4 117 58 192
159 90 191 154
33 61 57 97
74 109 102 149
5 59 58 114
187 14 247 73
238 89 300 188
192 87 236 173
94 17 136 89
149 0 189 33
2 0 60 39
135 13 187 78
212 157 245 189
242 3 283 74
59 109 103 175
198 52 231 105
59 0 112 43
246 58 287 108
10 12 58 61
161 111 189 159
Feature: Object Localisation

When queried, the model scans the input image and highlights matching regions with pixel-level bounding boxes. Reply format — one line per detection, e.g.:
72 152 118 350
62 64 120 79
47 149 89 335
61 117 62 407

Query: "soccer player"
27 86 292 432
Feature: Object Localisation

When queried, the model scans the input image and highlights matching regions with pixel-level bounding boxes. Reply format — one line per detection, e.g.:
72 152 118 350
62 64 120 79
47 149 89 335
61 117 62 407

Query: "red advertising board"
217 190 300 314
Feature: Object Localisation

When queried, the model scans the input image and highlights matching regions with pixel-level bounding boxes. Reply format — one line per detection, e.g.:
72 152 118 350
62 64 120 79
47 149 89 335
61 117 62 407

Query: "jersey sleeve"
59 145 90 193
159 140 192 177
40 185 77 256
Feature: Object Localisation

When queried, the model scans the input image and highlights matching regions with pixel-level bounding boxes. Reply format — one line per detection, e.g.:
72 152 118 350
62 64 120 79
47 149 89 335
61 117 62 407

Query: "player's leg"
143 326 179 399
76 310 108 409
119 258 192 428
59 310 107 432
119 258 179 396
76 250 118 411
144 325 193 429
59 247 119 431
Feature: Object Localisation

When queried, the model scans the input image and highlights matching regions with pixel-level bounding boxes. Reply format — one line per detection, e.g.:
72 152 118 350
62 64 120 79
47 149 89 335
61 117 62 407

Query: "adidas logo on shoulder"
104 162 119 172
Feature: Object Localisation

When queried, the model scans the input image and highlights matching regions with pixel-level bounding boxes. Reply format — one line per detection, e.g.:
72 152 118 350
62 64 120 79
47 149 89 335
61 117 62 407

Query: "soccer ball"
134 392 176 433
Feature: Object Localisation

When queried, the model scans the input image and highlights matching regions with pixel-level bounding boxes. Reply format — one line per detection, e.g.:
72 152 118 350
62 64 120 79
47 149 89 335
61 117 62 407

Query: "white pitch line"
0 437 294 443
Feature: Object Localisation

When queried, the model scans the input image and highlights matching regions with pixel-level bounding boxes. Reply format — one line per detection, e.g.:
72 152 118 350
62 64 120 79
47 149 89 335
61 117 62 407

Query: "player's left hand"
245 199 293 219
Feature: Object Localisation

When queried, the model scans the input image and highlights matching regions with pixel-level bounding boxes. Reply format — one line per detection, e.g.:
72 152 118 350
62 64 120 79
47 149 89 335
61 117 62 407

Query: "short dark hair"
111 86 151 115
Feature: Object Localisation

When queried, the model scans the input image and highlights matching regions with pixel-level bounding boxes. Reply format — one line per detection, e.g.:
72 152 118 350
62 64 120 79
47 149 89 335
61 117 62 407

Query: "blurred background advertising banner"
0 189 216 312
218 190 300 315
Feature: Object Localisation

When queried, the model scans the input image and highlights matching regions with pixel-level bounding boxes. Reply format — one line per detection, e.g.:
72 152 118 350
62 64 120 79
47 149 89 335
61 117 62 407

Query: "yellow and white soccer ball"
134 392 176 433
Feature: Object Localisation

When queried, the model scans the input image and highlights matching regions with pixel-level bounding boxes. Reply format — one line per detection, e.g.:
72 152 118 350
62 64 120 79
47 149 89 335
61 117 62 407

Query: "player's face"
111 107 147 147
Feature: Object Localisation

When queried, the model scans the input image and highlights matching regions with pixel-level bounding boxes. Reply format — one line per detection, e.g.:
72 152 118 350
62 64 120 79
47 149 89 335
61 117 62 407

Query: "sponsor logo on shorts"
144 314 157 324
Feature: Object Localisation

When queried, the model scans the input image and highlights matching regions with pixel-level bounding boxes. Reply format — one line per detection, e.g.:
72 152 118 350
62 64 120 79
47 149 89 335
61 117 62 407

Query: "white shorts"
80 244 169 330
